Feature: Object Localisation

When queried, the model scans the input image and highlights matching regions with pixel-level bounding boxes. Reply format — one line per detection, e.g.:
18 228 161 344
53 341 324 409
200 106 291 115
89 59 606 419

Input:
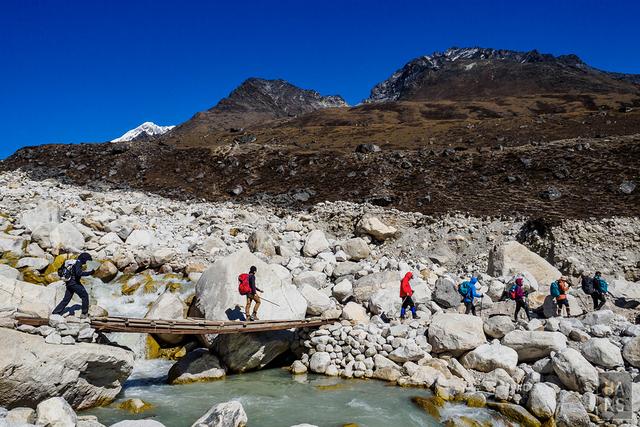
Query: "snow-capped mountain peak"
111 122 175 142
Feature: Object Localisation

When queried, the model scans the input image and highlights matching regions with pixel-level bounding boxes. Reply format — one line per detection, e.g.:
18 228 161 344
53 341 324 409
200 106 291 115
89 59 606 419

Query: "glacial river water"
85 360 513 427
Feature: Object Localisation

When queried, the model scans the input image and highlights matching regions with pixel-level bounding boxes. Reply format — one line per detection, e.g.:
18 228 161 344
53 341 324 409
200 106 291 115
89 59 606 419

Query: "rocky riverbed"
1 169 640 426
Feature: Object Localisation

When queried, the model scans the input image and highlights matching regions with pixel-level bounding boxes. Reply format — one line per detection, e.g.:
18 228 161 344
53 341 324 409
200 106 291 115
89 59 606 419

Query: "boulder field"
0 170 639 426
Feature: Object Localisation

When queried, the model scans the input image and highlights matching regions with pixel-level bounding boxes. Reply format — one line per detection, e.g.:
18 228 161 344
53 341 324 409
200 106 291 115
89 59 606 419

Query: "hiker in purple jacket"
511 277 531 321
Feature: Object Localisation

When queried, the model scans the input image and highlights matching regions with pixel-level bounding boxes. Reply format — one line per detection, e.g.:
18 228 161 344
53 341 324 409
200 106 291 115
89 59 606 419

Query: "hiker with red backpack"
509 277 531 321
238 266 263 321
399 272 420 320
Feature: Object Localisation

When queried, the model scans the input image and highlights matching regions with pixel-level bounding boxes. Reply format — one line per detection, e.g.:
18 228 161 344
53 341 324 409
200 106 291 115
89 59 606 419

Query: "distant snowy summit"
111 122 175 142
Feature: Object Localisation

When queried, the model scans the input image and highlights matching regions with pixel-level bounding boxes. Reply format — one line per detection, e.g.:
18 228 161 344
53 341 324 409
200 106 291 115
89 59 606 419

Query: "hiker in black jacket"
52 253 95 318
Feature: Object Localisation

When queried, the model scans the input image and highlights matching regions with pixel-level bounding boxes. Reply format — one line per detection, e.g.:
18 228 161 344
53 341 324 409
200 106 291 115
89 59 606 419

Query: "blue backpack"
550 281 560 298
595 277 608 293
458 281 471 297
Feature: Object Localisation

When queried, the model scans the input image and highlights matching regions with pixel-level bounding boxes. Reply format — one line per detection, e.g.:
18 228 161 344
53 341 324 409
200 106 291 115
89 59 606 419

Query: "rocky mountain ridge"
366 47 640 102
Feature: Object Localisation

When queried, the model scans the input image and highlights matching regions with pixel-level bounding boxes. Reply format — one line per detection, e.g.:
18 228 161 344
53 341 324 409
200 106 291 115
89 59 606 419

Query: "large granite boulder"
581 338 624 368
298 284 332 316
502 330 567 362
352 271 401 301
49 222 85 253
428 313 486 354
341 238 370 261
461 341 518 374
551 348 599 393
609 279 640 300
0 276 62 317
368 282 431 316
0 265 20 287
0 328 134 409
356 216 397 241
527 383 556 420
145 292 187 346
192 249 306 322
20 200 61 232
487 241 561 290
302 230 329 257
483 315 515 339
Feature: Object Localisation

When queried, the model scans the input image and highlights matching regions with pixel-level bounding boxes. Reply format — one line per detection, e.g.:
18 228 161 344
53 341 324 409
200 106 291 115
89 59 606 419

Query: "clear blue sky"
2 0 639 159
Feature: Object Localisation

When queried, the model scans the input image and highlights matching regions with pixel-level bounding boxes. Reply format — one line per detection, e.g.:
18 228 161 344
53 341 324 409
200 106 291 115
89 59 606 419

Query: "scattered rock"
168 349 226 384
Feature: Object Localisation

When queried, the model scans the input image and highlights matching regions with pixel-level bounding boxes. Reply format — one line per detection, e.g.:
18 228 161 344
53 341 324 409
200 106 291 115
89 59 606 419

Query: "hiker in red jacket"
400 272 420 320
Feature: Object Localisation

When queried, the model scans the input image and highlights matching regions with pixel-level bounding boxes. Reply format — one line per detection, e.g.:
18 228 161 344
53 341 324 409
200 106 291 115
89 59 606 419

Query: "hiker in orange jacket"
400 272 420 320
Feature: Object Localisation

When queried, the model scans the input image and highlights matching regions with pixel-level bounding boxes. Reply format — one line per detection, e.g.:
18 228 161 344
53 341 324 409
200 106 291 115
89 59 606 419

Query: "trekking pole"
259 296 281 307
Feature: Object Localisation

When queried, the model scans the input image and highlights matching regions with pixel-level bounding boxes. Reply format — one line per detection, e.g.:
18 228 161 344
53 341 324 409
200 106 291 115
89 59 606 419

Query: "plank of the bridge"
16 315 332 335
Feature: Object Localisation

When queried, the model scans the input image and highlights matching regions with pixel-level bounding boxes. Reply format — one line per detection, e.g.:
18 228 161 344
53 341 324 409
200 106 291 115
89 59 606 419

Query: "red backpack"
238 273 251 295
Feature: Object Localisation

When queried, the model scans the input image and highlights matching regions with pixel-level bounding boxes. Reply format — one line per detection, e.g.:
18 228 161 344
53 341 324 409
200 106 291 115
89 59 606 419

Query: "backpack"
550 281 560 298
508 284 518 300
595 277 608 293
458 281 471 297
238 273 252 295
581 277 595 295
57 260 76 283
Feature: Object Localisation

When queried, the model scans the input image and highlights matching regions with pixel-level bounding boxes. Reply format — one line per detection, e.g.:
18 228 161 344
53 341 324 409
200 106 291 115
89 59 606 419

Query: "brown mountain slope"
366 47 640 102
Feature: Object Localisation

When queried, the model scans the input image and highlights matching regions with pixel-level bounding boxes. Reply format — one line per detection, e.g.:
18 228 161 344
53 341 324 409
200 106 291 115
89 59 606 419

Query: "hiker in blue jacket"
462 277 483 316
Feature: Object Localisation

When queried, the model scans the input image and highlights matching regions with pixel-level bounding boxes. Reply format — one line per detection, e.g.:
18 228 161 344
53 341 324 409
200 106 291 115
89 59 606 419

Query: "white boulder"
527 383 556 420
0 328 134 409
0 276 61 317
293 271 327 289
309 352 332 374
299 284 332 316
50 222 85 252
551 347 599 393
461 341 518 373
145 292 187 346
302 230 329 257
125 229 156 248
502 330 567 362
341 302 368 324
35 397 77 427
21 200 61 232
191 400 247 427
341 238 370 261
487 241 561 289
356 215 397 241
581 338 624 368
428 313 486 354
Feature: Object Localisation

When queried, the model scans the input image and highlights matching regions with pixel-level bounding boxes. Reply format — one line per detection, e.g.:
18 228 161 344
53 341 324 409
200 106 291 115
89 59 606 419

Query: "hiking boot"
412 314 420 320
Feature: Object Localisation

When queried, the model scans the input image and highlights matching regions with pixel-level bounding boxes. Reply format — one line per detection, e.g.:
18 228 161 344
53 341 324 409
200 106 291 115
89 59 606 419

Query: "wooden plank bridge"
16 315 332 335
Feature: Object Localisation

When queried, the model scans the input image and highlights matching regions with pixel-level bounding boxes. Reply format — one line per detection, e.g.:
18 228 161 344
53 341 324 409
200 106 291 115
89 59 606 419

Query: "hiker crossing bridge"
16 315 332 335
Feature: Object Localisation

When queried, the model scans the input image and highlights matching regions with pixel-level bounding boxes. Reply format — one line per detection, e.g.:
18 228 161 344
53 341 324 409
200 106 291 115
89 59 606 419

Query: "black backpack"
57 260 76 283
581 277 595 295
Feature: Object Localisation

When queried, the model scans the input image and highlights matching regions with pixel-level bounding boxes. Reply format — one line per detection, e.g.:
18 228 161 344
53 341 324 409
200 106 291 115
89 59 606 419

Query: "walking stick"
258 295 281 307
